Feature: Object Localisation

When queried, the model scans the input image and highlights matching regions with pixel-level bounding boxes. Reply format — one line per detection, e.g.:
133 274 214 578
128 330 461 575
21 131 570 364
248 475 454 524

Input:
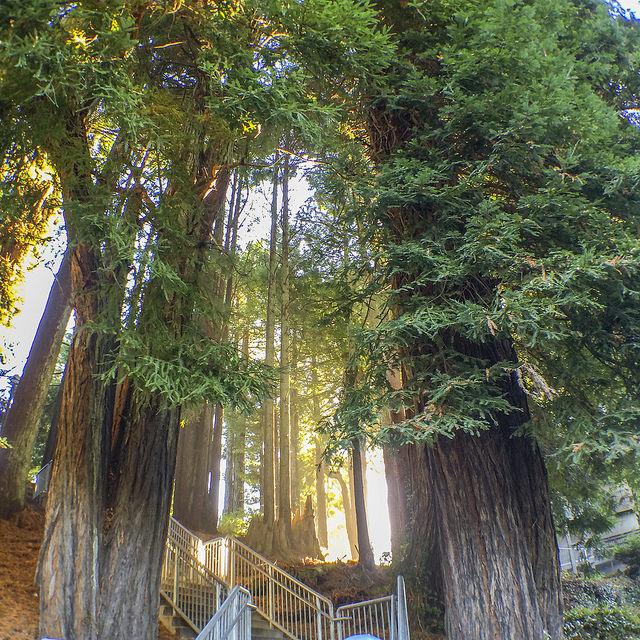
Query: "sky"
2 0 638 559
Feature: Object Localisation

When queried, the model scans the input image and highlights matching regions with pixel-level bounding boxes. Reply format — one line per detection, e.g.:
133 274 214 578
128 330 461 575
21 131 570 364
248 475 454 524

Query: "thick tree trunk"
352 438 374 567
37 254 111 640
99 398 180 639
427 427 560 640
173 405 216 533
38 108 233 639
37 121 111 637
414 334 562 639
0 249 72 517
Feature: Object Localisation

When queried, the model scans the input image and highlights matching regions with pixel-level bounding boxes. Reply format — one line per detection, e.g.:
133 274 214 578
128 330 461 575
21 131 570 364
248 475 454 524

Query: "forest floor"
0 505 173 640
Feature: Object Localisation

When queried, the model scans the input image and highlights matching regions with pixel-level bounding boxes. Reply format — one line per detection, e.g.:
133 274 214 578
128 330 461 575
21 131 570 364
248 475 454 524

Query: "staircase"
159 603 283 640
160 517 410 640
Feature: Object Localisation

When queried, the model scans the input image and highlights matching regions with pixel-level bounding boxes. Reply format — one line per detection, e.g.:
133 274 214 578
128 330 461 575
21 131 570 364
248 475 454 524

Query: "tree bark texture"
366 4 563 632
426 426 561 640
173 404 217 533
0 249 72 517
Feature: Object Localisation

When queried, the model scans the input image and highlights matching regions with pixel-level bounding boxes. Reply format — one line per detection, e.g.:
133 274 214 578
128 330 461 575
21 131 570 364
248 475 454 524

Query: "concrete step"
252 611 285 640
159 596 197 640
252 628 285 640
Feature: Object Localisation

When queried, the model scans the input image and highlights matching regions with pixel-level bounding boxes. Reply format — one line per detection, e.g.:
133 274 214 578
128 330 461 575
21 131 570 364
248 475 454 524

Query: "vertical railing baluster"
173 549 179 606
268 564 275 623
315 594 323 640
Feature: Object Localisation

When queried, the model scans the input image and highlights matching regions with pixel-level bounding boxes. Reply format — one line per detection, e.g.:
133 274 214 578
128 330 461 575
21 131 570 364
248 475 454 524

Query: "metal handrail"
195 586 253 640
336 595 396 640
161 538 230 633
33 461 52 499
202 532 335 640
397 576 410 640
165 517 407 640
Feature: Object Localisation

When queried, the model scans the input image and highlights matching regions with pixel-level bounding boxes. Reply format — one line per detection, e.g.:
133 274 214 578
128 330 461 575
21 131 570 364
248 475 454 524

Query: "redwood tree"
354 1 640 638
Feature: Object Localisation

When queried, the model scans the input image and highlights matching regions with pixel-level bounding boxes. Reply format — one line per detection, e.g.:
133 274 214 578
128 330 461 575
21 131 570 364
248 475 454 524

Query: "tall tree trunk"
0 249 72 517
382 442 408 561
352 437 374 567
314 438 329 548
290 387 300 516
173 405 215 533
412 335 562 639
99 397 180 640
172 167 238 536
37 109 233 639
330 470 358 560
223 331 248 515
311 358 329 548
366 4 563 632
277 156 292 543
262 160 279 525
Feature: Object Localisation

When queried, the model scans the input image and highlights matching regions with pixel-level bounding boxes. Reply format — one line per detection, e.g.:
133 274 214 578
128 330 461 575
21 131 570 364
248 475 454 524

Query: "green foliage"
321 0 640 509
614 535 640 578
218 512 250 538
563 605 640 640
563 575 623 609
0 0 392 415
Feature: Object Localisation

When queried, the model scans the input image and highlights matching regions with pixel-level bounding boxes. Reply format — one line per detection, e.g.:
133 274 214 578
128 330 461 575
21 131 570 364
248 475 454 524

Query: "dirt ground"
0 506 173 640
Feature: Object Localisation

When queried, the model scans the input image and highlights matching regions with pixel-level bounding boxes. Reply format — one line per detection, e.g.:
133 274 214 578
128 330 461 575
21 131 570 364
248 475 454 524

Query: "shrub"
563 575 622 609
613 534 640 579
564 605 640 640
217 511 250 537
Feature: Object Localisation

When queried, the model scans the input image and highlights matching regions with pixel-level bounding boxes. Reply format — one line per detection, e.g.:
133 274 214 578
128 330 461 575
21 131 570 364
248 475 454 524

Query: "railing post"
227 539 235 586
268 564 275 624
315 595 324 640
397 576 410 640
329 603 336 640
173 549 180 606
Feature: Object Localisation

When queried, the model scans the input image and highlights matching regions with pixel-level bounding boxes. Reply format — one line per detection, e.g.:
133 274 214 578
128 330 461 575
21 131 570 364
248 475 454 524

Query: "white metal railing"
396 576 410 640
195 586 253 640
334 576 409 640
204 534 336 640
161 537 229 632
33 461 52 499
164 517 410 640
336 595 396 640
559 528 640 573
